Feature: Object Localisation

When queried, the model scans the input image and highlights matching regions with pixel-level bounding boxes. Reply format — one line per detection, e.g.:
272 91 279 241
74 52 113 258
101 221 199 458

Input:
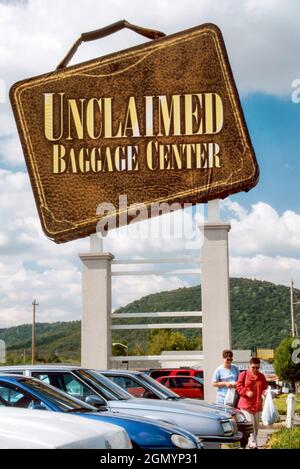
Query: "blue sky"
0 0 299 327
238 93 300 213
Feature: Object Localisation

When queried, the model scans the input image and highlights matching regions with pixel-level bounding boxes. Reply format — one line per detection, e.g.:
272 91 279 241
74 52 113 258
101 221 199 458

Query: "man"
236 357 268 449
212 350 240 405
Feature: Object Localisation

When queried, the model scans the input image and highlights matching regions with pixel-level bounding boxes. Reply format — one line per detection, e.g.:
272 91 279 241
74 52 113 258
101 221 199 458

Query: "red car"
156 375 204 399
149 368 204 380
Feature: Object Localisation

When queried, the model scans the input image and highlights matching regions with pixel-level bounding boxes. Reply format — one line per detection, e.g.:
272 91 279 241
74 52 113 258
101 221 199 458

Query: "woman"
212 349 239 405
236 357 268 449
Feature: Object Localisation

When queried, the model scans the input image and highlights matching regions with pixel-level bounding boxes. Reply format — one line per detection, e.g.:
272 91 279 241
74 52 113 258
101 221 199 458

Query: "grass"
274 394 300 416
268 428 300 449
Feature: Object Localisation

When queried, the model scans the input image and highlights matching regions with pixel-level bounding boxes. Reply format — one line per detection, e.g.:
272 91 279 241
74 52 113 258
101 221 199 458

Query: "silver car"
0 365 242 449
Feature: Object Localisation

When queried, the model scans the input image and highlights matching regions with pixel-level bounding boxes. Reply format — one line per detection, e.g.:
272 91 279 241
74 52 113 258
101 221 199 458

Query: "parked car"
148 368 204 380
101 369 252 448
267 380 282 398
0 374 201 450
0 366 242 449
156 375 204 399
0 407 132 449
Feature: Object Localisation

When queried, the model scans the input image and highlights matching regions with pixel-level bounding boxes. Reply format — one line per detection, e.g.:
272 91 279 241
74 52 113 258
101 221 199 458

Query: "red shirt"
236 370 268 413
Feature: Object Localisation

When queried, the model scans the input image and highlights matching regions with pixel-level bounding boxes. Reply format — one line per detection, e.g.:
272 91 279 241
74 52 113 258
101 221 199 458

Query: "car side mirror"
85 395 106 408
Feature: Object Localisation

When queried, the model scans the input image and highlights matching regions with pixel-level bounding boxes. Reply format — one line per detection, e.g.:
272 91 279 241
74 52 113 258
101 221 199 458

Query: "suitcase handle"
56 19 166 70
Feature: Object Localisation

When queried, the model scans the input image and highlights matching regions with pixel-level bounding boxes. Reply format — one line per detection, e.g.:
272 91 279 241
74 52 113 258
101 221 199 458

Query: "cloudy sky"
0 0 299 327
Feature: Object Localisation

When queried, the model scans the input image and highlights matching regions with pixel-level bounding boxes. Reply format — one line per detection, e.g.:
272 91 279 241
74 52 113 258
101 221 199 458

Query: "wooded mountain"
0 278 298 363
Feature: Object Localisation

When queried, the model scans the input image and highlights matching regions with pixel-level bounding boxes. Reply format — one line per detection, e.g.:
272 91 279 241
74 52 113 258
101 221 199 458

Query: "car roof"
159 375 199 379
0 365 82 371
100 370 143 376
0 373 27 380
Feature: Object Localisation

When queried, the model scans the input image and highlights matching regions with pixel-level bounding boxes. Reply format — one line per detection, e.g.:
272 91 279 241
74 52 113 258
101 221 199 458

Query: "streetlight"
32 299 39 365
112 343 128 370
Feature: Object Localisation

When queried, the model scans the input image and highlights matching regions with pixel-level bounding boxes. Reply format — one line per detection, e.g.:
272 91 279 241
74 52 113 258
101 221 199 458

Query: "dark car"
0 374 202 450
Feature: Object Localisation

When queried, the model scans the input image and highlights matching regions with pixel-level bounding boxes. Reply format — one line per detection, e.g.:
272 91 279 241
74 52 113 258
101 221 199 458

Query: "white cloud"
230 254 300 287
112 275 191 311
0 0 299 325
1 0 299 169
0 0 298 95
223 199 300 286
0 164 299 328
223 200 300 257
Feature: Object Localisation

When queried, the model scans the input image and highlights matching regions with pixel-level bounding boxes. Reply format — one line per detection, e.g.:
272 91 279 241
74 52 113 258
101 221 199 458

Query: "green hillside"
0 278 298 364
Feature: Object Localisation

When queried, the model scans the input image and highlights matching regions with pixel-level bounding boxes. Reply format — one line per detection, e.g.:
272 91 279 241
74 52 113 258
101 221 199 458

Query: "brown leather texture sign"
10 23 259 243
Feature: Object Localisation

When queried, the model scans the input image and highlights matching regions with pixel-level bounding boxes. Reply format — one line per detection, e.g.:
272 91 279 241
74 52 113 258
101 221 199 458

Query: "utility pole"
32 300 38 365
291 281 296 338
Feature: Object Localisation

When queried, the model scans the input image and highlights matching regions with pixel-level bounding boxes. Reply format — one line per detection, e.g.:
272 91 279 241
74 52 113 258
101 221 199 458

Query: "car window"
32 372 95 401
33 373 51 385
150 370 171 379
0 384 40 408
80 370 132 400
158 377 167 385
20 378 96 412
58 374 95 400
108 376 147 398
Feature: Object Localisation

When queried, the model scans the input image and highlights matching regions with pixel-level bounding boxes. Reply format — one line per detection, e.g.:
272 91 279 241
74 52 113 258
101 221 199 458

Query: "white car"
0 408 132 449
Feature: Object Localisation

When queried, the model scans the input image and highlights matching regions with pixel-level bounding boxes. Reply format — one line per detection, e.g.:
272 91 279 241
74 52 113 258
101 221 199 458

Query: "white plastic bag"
224 387 238 407
262 386 279 425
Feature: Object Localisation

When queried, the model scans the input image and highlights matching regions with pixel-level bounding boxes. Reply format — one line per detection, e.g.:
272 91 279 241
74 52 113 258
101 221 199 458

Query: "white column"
79 247 114 369
201 200 231 402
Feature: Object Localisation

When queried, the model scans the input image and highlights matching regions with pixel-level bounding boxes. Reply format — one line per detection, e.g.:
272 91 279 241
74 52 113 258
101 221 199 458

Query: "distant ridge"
0 278 298 363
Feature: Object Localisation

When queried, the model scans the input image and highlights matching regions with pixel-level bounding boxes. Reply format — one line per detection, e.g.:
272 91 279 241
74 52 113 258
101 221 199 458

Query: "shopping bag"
262 386 279 425
224 387 239 407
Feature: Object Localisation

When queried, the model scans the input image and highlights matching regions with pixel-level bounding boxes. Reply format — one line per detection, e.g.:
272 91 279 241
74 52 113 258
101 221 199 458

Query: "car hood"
108 398 231 420
0 408 131 449
174 398 236 415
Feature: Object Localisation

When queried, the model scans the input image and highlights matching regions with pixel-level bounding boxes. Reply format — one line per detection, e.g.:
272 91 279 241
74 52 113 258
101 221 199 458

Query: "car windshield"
137 373 182 399
78 370 132 400
20 378 97 413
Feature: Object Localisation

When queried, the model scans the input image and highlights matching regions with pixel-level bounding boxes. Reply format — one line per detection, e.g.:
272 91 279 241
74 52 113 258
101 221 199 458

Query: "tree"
274 337 300 390
148 330 187 355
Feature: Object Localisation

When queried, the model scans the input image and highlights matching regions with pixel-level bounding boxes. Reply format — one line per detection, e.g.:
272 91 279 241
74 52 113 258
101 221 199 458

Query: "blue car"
0 374 202 450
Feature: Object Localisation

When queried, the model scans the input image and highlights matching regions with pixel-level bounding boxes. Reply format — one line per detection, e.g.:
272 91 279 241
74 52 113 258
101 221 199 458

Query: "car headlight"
171 434 196 449
221 420 233 434
235 412 246 423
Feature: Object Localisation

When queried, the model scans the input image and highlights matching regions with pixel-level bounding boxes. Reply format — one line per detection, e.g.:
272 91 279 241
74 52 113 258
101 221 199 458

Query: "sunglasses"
251 366 260 369
225 357 233 361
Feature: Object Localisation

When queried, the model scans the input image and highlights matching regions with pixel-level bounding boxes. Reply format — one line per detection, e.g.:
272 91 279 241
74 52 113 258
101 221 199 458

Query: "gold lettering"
158 95 181 136
103 98 122 138
204 93 223 134
44 93 64 142
145 96 154 137
123 97 140 137
67 99 85 140
86 98 102 139
146 141 159 170
52 144 66 173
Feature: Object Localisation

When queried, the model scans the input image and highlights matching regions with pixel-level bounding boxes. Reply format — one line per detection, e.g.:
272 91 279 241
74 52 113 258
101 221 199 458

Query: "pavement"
257 424 279 449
